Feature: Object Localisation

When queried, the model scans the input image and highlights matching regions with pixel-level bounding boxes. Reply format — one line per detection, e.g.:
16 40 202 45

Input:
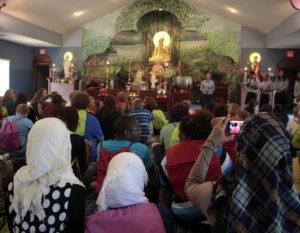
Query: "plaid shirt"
226 113 300 233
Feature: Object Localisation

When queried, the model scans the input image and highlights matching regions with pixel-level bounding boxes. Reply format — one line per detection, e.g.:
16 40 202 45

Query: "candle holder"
105 60 110 89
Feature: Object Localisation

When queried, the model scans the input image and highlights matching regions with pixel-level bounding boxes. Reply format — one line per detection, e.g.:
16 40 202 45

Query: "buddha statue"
149 37 170 63
63 52 74 78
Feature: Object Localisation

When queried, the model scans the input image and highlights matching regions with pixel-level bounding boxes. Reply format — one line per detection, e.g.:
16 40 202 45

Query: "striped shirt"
128 108 153 144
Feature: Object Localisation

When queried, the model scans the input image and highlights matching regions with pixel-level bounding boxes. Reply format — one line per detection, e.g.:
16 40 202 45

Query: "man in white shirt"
200 72 215 107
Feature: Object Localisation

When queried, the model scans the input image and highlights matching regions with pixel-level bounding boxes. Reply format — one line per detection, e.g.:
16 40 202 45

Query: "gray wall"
241 27 266 48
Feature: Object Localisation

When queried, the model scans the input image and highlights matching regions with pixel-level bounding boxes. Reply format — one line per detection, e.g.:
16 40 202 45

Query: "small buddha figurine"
150 71 157 90
251 55 260 78
149 37 170 63
63 53 73 78
133 69 144 89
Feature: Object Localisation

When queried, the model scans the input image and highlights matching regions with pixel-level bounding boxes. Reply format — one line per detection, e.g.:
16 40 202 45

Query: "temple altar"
48 79 81 102
80 7 238 110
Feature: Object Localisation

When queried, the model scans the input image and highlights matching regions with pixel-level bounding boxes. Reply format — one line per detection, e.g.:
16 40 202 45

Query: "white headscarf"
12 118 83 222
96 152 148 211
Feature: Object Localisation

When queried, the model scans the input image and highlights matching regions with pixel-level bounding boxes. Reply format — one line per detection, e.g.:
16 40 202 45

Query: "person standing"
259 73 274 108
200 72 215 108
294 71 300 106
274 69 289 108
244 71 260 105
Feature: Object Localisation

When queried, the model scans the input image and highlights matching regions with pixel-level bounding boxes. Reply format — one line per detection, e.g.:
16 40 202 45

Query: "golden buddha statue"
149 36 170 63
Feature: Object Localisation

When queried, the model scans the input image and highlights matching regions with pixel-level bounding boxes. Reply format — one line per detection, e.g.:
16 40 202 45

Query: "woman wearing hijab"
7 117 85 233
185 113 300 232
86 152 174 233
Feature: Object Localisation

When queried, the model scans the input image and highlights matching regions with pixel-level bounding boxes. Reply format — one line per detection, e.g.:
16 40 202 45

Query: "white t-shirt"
200 79 215 95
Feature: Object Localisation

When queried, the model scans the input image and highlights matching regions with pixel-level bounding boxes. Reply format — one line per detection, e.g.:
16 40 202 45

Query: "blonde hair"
132 98 144 109
16 104 29 115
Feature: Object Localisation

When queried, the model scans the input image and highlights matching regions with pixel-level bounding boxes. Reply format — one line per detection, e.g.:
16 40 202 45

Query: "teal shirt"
97 139 153 170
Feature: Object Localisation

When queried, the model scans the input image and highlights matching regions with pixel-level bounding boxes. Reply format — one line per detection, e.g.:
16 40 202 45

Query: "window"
0 58 10 96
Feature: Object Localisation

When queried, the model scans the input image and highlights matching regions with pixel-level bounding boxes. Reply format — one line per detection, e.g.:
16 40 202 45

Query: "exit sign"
287 51 294 58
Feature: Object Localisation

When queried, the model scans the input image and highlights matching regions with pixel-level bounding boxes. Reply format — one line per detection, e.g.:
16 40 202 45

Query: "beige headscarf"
12 117 83 222
96 152 148 211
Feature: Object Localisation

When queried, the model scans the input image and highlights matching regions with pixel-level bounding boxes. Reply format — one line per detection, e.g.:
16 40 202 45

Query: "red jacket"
166 140 221 201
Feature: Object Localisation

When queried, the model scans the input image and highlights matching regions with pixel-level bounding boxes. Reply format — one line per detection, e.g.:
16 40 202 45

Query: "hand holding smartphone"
209 117 235 146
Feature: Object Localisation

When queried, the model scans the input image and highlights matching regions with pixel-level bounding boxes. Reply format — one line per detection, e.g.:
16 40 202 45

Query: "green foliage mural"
82 0 242 101
205 28 240 62
115 0 209 32
83 11 120 61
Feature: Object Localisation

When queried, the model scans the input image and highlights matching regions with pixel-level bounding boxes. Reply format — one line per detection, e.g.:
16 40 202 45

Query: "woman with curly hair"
71 91 103 161
2 88 16 116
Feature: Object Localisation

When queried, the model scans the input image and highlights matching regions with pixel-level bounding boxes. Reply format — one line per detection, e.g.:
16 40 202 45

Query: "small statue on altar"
133 69 144 89
149 36 170 63
150 71 157 90
109 78 114 89
249 52 261 79
63 52 74 78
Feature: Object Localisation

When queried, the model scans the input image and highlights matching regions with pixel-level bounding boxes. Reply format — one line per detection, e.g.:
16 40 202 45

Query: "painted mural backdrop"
82 0 242 100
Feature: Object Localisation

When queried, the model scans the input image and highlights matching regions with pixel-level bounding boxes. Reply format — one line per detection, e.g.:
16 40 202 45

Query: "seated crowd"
0 88 299 233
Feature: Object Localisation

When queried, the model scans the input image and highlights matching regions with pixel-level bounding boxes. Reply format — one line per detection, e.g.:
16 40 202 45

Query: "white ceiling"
0 0 299 47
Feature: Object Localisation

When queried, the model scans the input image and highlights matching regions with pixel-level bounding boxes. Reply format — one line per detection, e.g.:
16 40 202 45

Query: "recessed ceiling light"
227 7 238 14
73 11 84 17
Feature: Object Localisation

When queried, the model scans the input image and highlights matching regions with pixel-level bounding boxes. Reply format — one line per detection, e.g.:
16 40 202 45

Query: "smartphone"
227 120 244 135
189 104 202 115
